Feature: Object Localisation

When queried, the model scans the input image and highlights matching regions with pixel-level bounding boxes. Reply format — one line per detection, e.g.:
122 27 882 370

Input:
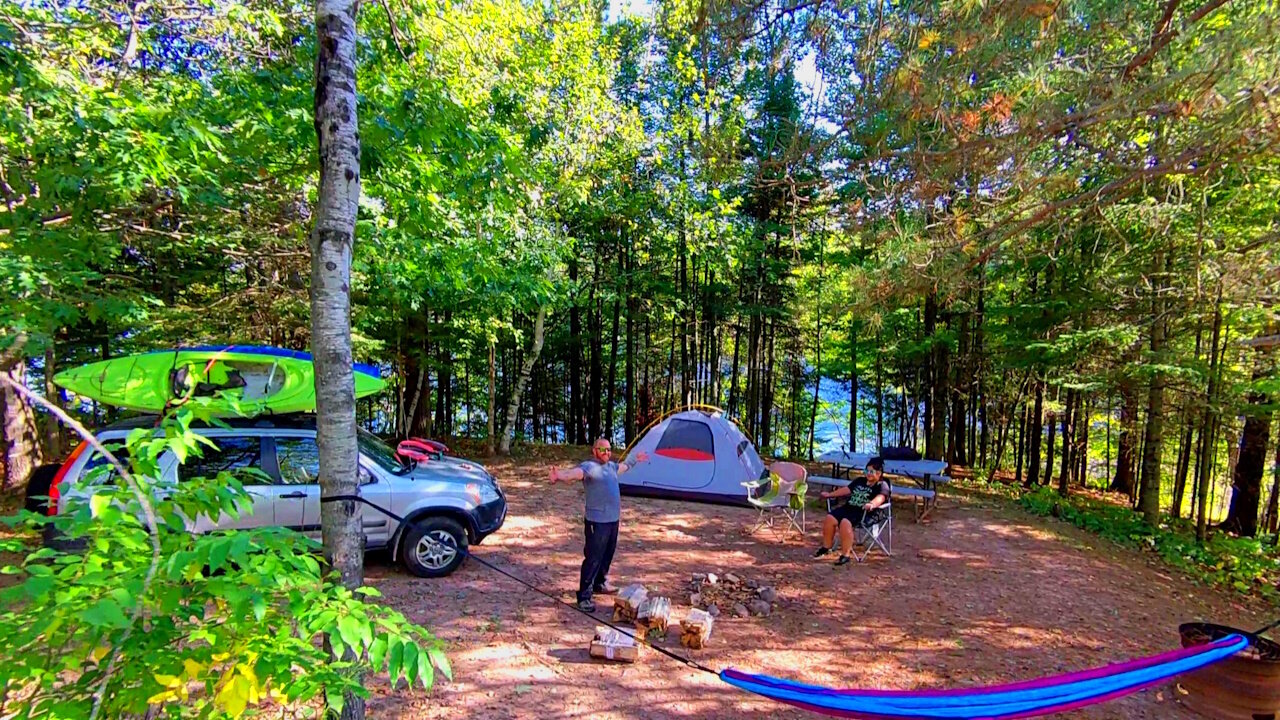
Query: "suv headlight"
466 481 501 504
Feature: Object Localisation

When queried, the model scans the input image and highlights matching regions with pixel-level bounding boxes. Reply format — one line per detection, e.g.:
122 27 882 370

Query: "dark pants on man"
578 519 619 602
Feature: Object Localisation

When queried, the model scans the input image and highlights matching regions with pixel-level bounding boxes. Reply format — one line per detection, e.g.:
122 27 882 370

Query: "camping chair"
852 502 892 561
743 462 808 537
823 491 893 562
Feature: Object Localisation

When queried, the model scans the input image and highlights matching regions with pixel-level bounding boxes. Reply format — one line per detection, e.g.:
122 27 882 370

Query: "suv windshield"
357 428 411 474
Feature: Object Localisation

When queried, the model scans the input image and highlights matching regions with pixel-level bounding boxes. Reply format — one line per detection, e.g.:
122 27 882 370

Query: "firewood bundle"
635 596 671 638
613 584 647 623
680 609 714 649
589 626 639 663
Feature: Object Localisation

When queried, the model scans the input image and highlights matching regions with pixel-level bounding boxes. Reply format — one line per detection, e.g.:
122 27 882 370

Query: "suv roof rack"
100 413 320 432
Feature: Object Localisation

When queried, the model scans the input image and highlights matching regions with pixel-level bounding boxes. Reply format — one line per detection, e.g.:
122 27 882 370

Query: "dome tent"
619 406 767 506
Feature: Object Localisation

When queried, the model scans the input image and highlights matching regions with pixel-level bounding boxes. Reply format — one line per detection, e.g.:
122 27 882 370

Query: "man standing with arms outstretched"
549 438 649 611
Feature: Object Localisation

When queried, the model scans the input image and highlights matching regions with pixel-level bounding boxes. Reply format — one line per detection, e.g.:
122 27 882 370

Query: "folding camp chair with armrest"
744 462 808 537
823 495 892 561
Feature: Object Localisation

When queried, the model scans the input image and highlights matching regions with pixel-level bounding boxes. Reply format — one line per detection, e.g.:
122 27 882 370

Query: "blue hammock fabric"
720 634 1248 719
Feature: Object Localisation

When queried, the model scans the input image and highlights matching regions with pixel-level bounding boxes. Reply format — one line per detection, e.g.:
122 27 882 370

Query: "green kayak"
53 345 386 416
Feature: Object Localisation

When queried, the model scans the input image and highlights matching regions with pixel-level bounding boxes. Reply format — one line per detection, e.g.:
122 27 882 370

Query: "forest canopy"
2 0 1278 539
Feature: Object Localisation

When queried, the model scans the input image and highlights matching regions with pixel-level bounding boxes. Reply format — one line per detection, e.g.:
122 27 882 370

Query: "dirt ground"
360 447 1273 720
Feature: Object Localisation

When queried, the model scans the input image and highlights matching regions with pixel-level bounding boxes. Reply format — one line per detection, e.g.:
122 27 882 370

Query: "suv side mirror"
358 465 375 485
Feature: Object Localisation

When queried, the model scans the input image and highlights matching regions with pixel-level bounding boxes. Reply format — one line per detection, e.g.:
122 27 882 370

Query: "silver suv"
45 416 506 577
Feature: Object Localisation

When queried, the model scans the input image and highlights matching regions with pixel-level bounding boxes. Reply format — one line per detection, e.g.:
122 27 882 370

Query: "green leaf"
209 537 230 572
89 494 111 518
387 639 404 683
338 614 366 654
370 635 389 672
427 648 452 681
82 598 130 628
402 641 419 684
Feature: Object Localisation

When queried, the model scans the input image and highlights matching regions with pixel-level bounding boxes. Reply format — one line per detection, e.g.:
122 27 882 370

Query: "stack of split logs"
612 584 648 623
589 626 639 663
679 609 714 649
636 596 671 641
592 583 714 661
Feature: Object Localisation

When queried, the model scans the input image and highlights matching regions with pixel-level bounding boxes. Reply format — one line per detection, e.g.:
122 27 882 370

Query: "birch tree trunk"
311 1 364 716
500 308 547 454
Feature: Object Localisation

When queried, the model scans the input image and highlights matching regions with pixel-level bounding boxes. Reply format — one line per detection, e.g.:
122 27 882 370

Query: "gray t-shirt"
577 460 621 523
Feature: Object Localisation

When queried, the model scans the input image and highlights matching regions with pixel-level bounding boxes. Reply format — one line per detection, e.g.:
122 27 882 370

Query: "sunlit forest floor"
360 446 1270 719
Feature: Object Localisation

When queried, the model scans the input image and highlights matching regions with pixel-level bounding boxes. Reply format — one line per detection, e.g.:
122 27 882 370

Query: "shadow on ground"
360 448 1268 719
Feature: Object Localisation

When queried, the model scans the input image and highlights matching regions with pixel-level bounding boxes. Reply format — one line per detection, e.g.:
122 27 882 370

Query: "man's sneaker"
812 547 831 559
577 599 597 613
834 555 852 566
594 582 619 595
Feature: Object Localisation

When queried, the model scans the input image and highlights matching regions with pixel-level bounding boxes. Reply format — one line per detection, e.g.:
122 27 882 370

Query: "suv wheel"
401 516 468 578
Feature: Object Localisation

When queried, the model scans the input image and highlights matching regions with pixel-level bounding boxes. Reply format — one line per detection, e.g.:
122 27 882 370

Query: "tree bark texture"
311 1 365 716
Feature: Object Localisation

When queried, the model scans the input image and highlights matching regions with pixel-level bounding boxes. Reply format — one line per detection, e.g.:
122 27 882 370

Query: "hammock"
719 633 1248 719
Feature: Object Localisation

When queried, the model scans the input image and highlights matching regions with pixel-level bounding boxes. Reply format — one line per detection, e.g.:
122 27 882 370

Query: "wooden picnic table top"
808 475 937 497
815 450 948 480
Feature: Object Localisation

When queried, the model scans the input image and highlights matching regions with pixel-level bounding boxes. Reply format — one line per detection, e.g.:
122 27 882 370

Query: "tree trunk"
923 293 942 460
435 345 451 438
1026 377 1043 487
1059 389 1075 485
849 319 858 453
1015 401 1027 485
807 308 822 460
1267 426 1279 536
589 283 602 441
976 265 988 467
1111 381 1138 496
311 1 365 714
1044 410 1057 489
949 313 968 465
1138 252 1169 524
1172 322 1205 517
43 343 61 458
1077 394 1089 486
500 308 548 454
1220 348 1274 536
1173 412 1196 519
624 250 636 444
761 322 776 452
1 360 41 492
569 258 582 445
405 363 427 438
875 339 885 451
487 341 496 455
1196 299 1224 542
679 234 690 405
606 273 621 442
728 320 742 418
1056 401 1071 497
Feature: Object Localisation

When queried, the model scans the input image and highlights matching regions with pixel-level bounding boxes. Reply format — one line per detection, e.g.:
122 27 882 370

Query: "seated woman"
812 456 891 566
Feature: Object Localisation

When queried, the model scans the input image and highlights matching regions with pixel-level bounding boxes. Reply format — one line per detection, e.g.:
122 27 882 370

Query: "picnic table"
807 475 937 522
814 450 951 521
